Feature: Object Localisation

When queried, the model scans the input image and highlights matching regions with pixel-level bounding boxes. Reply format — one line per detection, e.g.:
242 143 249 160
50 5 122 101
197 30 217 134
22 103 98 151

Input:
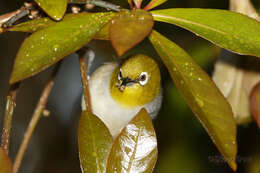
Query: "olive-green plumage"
110 55 161 107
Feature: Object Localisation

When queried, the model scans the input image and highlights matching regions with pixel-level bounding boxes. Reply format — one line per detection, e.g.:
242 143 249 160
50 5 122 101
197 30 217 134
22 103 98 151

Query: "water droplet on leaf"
53 45 59 52
196 97 204 107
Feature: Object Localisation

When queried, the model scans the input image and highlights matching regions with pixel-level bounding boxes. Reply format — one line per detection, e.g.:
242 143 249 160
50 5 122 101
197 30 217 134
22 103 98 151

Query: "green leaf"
34 0 68 20
143 0 167 10
94 23 110 40
9 16 56 33
0 148 12 173
151 8 260 58
149 30 237 171
110 9 154 56
106 108 158 173
10 12 114 84
78 111 113 173
10 13 110 40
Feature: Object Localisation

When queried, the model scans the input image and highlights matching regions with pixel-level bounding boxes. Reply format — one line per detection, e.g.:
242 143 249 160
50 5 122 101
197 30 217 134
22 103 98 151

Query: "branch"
0 2 34 29
68 0 121 12
1 83 20 154
12 64 60 173
78 48 93 113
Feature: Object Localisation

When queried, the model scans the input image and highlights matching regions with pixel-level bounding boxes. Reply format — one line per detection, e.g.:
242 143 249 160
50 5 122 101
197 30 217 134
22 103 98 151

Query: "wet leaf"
110 9 154 56
9 16 56 33
0 148 12 173
9 14 110 40
10 12 114 84
95 23 110 40
34 0 68 20
151 8 260 58
250 82 260 128
106 108 158 173
144 0 168 10
78 111 113 173
149 30 237 171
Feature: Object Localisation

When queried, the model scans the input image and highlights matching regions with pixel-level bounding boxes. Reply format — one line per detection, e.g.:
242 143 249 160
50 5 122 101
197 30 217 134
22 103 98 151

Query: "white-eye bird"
82 54 162 138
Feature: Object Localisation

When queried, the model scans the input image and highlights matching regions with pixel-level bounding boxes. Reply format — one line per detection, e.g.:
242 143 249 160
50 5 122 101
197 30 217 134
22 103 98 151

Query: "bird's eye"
118 69 123 80
139 72 148 86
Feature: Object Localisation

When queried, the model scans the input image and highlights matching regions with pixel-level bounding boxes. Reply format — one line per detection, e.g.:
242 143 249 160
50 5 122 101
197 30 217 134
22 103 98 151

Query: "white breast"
84 62 162 138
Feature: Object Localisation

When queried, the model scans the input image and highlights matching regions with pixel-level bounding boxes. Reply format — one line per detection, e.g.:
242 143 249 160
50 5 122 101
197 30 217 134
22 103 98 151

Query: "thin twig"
78 48 93 113
12 64 60 173
0 2 34 29
1 83 20 154
68 0 121 12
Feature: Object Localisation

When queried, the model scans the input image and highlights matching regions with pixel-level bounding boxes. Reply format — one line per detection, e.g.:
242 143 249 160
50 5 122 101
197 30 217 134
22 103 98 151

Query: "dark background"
0 0 259 172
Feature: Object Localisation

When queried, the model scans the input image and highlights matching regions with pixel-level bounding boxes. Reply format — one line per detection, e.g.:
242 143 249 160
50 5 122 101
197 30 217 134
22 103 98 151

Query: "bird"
82 54 162 138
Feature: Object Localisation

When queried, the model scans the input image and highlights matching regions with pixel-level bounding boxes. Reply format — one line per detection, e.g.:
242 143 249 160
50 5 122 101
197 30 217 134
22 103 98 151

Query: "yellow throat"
110 54 161 108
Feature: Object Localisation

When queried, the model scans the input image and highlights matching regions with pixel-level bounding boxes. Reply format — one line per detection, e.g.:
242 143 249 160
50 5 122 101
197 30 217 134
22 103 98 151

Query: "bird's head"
110 54 161 107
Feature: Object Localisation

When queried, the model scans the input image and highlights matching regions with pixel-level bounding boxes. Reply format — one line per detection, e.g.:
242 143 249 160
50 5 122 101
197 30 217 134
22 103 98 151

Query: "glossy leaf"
10 12 114 84
110 9 154 56
78 111 113 173
144 0 167 10
34 0 68 20
95 24 110 40
250 82 260 128
9 14 110 40
106 108 158 173
151 8 260 58
149 30 237 171
0 148 12 173
9 16 56 33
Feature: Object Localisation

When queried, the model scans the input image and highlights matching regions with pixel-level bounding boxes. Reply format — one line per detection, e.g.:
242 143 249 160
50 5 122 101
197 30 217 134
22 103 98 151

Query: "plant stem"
68 0 121 12
87 0 120 11
0 2 34 29
1 83 20 154
12 64 60 173
78 48 93 113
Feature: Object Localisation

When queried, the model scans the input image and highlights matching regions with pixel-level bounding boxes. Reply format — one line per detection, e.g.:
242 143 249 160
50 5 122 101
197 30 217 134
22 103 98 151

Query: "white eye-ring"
139 72 148 86
118 68 123 80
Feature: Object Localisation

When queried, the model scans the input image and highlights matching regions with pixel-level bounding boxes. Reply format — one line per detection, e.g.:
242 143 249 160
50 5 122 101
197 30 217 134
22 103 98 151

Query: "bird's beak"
117 77 137 92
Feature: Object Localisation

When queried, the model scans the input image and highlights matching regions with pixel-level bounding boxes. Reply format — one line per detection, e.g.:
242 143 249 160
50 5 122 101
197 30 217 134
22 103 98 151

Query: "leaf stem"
1 83 20 154
12 64 60 173
78 48 93 113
